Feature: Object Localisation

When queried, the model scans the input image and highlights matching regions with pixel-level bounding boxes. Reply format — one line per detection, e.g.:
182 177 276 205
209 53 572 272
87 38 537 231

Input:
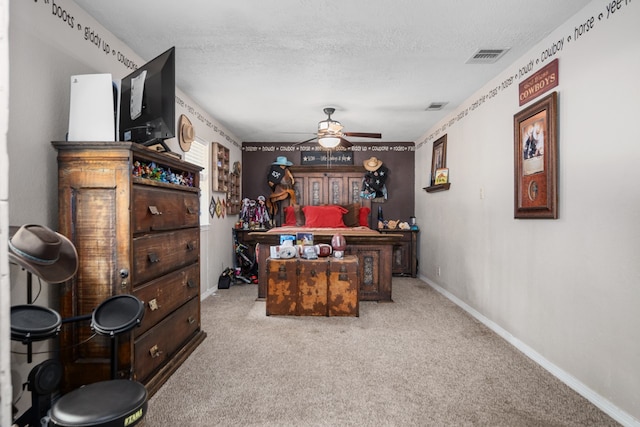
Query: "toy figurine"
253 195 270 229
240 198 252 224
132 161 142 177
247 199 257 228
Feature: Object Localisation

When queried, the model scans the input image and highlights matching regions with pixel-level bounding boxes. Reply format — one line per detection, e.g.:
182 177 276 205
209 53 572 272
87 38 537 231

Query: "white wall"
1 0 11 425
415 1 639 424
6 0 239 419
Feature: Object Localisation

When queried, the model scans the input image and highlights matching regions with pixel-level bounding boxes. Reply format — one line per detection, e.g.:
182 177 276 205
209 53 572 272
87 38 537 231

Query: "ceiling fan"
295 107 381 149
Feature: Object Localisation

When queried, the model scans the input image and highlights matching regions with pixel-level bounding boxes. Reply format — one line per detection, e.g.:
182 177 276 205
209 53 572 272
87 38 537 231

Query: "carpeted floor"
144 278 618 426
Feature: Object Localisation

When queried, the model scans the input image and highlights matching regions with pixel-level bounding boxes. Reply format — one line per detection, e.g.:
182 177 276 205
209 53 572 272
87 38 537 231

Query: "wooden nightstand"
377 229 419 277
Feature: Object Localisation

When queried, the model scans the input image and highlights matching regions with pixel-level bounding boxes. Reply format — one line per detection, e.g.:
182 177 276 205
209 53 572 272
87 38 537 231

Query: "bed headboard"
276 165 372 226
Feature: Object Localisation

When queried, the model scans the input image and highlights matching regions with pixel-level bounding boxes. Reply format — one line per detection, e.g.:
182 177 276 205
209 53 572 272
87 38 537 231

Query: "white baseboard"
201 287 217 301
421 275 639 427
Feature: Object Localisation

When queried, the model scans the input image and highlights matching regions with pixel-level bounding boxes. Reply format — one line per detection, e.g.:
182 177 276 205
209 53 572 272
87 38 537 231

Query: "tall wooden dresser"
52 141 206 396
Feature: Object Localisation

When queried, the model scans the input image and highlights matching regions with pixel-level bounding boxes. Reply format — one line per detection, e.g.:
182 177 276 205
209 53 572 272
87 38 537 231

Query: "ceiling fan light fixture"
318 136 341 148
318 119 342 133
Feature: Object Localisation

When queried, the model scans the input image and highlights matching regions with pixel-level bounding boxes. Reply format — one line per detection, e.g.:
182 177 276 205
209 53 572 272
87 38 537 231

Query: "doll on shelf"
240 198 252 224
253 195 270 229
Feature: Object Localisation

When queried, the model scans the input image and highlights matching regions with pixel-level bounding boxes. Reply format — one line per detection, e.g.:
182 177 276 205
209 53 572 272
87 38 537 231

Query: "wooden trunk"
252 232 398 302
266 256 359 316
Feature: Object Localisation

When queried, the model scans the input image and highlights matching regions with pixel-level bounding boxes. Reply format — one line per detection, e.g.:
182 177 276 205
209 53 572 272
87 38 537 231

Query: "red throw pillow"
283 206 296 226
303 205 348 228
359 207 371 227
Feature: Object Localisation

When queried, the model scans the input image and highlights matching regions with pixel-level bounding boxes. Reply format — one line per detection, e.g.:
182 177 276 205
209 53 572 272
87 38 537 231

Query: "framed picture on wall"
431 134 447 185
434 168 449 185
513 91 558 219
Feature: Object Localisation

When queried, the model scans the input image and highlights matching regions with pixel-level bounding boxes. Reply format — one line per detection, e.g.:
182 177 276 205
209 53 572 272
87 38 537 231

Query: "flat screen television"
119 47 175 147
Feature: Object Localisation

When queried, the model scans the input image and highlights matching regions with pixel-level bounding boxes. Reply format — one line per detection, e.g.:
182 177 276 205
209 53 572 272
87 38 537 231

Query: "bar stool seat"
49 379 147 427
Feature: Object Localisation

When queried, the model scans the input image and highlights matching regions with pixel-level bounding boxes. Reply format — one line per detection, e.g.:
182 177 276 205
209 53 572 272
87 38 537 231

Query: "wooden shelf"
423 183 451 193
227 170 241 215
211 142 230 193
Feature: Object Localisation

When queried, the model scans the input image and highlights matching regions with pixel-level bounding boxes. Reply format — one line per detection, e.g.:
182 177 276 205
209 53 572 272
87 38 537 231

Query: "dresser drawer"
132 228 199 285
132 263 200 336
134 296 200 382
132 185 199 234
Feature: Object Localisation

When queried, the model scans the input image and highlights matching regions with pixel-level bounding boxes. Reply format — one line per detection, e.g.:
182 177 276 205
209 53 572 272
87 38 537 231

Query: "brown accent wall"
241 142 415 224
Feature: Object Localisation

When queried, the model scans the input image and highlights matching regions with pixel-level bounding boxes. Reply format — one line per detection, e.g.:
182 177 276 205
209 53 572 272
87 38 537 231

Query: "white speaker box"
68 74 116 141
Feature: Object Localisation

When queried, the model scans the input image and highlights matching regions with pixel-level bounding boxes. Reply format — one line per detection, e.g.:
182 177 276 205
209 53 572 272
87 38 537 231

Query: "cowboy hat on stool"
8 224 78 283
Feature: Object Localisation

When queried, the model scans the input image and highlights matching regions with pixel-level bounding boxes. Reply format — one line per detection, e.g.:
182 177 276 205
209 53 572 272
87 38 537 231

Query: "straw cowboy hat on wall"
8 224 78 284
178 114 195 152
363 156 383 171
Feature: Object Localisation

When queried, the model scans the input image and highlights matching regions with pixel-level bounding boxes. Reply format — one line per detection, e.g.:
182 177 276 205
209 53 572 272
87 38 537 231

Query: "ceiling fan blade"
343 132 381 139
339 137 353 148
293 136 318 146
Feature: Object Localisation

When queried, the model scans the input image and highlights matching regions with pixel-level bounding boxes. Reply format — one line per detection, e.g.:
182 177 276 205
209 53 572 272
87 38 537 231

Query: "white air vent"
425 102 448 111
466 48 509 64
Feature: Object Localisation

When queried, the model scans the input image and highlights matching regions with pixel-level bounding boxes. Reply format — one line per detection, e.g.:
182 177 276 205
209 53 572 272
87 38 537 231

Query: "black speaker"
28 359 62 395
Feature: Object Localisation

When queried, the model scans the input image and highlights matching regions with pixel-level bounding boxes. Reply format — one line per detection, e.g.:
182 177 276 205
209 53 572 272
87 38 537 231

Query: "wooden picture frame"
513 91 558 219
431 134 447 185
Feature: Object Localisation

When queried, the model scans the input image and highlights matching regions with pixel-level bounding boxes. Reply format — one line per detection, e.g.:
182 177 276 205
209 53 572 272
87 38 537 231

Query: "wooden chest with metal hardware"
266 256 359 316
53 141 206 397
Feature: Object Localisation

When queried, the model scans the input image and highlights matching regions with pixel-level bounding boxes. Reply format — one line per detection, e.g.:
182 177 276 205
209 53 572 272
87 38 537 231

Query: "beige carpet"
144 278 617 426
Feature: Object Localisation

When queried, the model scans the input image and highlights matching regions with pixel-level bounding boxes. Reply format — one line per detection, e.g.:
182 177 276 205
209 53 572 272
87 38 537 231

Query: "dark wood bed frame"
248 165 400 302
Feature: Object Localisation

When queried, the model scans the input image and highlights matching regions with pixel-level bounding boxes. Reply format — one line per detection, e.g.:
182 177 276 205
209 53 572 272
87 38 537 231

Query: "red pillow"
303 205 348 228
359 207 371 227
283 206 296 226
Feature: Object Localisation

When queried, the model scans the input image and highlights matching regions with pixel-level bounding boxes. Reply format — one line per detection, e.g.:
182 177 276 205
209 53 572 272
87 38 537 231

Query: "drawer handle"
187 316 196 325
148 298 160 311
149 345 163 358
148 253 160 263
186 242 195 251
148 206 162 215
187 206 197 214
339 265 348 281
186 279 196 288
278 264 287 280
310 269 317 278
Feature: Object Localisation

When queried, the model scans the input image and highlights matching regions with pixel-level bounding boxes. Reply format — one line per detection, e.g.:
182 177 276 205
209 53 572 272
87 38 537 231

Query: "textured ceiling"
75 0 589 144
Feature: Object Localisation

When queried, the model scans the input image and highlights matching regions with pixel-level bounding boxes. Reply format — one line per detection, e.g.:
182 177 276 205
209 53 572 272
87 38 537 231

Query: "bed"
247 165 401 302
